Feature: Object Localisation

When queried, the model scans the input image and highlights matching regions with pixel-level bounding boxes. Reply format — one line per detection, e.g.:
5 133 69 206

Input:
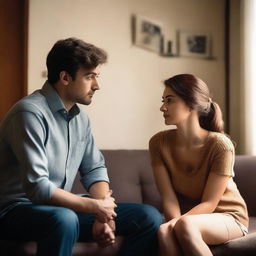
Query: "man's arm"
47 186 116 222
89 181 116 247
88 181 117 221
89 181 110 198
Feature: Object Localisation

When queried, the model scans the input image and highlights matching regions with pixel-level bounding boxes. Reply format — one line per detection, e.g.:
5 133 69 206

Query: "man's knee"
135 204 162 228
47 207 79 236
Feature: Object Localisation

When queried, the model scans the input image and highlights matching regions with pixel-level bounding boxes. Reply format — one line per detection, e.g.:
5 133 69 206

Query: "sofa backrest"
71 150 162 211
71 150 256 216
234 155 256 216
102 150 162 211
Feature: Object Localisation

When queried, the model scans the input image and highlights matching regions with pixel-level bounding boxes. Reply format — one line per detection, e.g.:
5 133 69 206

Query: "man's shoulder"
0 90 49 127
12 90 47 115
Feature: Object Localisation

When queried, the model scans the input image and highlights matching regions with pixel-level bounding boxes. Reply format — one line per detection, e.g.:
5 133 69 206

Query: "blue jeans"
0 202 162 256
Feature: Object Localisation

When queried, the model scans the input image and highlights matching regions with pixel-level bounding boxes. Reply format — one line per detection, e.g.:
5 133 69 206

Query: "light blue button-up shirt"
0 81 109 216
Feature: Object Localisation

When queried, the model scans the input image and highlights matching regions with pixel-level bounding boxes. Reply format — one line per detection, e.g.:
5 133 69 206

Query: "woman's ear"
59 71 70 85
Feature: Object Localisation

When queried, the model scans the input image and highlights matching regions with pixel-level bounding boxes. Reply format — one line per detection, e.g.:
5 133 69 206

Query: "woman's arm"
152 165 181 220
183 172 230 216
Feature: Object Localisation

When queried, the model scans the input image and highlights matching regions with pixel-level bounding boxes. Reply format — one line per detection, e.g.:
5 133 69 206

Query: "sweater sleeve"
209 135 235 177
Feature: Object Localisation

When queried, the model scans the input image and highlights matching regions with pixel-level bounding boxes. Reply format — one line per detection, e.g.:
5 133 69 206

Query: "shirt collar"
41 81 80 120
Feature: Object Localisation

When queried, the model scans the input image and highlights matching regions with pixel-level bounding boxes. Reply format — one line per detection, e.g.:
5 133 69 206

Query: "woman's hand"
167 217 180 229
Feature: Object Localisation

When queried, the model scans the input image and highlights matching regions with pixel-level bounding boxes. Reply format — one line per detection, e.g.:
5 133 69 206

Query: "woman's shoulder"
149 129 175 143
149 129 176 147
149 129 176 159
150 129 176 141
208 132 234 152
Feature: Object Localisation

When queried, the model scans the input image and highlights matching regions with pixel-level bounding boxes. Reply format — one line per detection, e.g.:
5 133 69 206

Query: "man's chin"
77 99 92 105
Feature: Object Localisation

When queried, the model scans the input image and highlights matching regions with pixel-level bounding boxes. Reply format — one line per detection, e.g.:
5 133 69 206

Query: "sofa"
0 150 256 256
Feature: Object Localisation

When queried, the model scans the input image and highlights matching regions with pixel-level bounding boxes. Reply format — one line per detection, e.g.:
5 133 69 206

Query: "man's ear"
59 71 71 85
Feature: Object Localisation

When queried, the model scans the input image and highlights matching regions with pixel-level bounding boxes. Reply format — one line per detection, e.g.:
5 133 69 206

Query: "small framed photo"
132 15 162 54
178 31 211 58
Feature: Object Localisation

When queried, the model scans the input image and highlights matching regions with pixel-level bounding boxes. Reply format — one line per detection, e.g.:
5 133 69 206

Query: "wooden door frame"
224 0 230 133
22 0 29 96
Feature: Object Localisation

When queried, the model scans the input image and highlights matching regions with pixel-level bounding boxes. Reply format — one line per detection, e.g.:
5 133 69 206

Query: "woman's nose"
160 103 166 112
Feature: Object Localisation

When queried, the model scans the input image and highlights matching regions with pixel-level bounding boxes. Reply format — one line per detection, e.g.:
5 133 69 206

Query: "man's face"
66 66 101 106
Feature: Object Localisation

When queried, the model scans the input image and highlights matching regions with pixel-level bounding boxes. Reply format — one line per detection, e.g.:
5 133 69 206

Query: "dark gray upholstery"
0 151 256 255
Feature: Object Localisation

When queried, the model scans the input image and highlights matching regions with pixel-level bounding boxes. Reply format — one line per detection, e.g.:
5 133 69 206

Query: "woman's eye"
162 97 173 103
162 99 172 103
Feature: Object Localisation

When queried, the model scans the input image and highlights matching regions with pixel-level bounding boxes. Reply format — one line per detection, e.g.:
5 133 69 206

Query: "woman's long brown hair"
164 74 224 133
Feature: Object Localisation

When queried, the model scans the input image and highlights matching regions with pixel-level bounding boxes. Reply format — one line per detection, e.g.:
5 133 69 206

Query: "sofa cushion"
233 156 256 216
210 232 256 256
248 217 256 233
0 238 124 256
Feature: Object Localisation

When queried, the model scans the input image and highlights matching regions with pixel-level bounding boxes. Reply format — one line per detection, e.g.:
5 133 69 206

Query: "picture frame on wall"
178 31 211 58
132 15 162 54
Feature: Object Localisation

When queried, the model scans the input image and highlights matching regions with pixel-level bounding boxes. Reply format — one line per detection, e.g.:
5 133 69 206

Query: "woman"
149 74 248 256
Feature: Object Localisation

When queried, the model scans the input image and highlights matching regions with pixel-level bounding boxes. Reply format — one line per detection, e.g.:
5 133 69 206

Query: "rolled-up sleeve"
79 120 109 191
8 111 57 204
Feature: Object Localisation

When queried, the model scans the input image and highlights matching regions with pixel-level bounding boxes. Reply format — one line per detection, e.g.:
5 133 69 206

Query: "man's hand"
92 219 116 247
95 190 117 223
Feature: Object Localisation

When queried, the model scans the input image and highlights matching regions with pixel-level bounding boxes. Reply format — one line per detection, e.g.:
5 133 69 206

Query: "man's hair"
46 38 107 84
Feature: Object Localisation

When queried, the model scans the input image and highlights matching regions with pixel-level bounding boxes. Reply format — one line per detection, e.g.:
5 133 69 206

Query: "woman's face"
160 86 192 126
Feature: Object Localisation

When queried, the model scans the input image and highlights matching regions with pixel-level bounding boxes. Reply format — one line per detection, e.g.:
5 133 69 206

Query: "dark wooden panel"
0 0 28 120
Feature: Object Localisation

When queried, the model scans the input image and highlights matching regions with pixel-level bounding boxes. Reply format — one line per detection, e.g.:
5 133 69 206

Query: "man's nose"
92 79 100 90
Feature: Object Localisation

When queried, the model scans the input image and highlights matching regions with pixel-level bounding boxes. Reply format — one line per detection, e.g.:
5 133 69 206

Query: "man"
0 38 162 256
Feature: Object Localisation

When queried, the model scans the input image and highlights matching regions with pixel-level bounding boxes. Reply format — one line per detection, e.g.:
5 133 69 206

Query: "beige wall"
28 0 226 149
